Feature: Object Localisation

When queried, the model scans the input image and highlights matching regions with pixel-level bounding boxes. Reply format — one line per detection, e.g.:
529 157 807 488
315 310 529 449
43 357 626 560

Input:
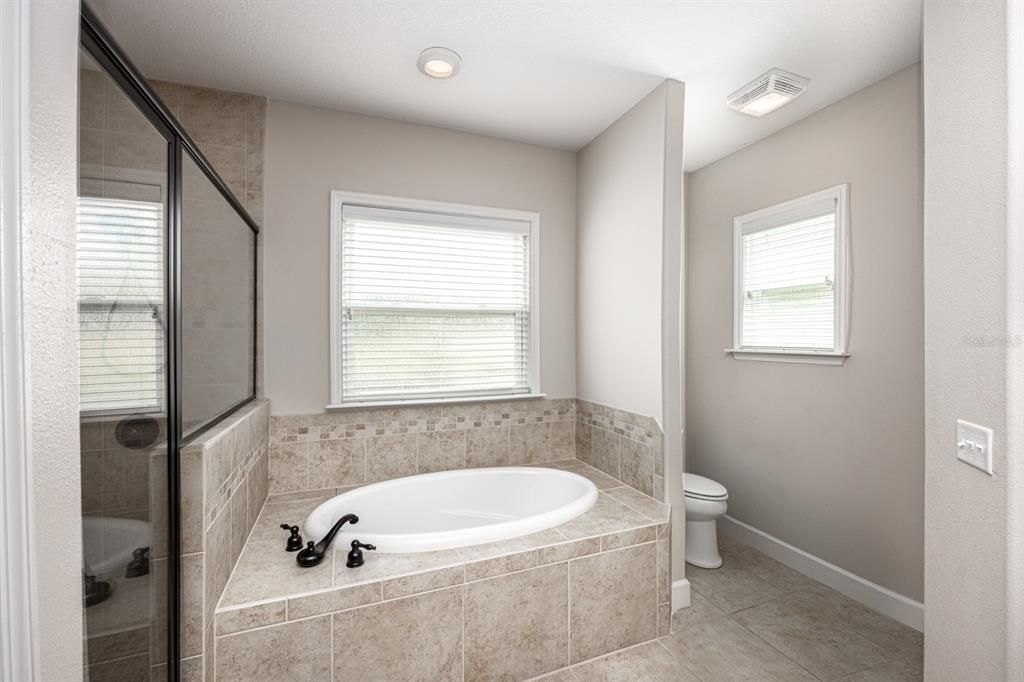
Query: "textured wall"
263 100 578 415
686 65 924 601
25 0 84 678
922 2 1012 678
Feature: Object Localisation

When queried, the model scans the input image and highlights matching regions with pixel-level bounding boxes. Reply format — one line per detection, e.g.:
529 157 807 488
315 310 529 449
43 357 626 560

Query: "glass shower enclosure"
78 6 258 680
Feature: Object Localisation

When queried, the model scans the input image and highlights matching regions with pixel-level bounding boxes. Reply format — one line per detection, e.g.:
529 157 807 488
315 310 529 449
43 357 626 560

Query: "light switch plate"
956 419 994 475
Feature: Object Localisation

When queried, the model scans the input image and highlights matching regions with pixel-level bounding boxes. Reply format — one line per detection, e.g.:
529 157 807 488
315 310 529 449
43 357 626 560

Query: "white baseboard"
671 578 691 611
719 515 924 632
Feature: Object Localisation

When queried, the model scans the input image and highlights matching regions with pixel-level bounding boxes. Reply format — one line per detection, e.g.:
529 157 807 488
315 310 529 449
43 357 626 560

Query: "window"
77 196 165 413
728 185 850 365
329 192 540 407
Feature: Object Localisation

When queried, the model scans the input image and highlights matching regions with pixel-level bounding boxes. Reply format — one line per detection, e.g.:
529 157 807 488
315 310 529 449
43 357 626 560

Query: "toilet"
683 473 729 569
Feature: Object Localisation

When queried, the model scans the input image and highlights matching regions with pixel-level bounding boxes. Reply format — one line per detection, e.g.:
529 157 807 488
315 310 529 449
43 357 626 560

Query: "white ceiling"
90 0 922 171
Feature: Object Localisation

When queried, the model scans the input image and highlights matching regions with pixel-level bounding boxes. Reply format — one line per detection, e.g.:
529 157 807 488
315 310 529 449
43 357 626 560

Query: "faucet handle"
280 523 304 552
346 540 376 568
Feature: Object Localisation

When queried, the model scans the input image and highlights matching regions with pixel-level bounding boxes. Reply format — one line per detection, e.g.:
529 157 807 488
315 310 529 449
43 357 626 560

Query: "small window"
77 196 165 413
329 192 541 407
728 185 850 365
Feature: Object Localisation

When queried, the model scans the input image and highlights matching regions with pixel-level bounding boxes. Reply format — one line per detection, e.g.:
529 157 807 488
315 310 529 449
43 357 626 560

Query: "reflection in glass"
78 47 169 681
181 152 255 438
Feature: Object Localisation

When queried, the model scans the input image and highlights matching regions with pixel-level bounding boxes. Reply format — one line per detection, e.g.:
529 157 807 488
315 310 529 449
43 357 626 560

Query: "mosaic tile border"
270 397 576 445
576 398 660 446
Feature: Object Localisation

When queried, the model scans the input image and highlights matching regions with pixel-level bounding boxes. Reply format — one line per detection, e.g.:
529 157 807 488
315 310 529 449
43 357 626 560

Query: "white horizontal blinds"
341 205 530 403
741 210 836 350
77 197 165 412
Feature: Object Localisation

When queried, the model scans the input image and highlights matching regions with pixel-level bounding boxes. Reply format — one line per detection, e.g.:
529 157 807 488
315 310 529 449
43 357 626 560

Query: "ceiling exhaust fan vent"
727 68 810 117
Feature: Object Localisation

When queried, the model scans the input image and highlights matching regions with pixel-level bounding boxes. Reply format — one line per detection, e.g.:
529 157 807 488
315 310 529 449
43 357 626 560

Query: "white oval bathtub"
304 466 598 553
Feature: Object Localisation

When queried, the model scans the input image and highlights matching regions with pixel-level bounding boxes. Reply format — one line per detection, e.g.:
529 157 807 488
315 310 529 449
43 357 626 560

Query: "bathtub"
304 466 598 553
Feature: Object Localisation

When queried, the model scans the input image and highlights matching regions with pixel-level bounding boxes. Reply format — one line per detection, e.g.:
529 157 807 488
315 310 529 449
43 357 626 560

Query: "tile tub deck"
212 460 671 681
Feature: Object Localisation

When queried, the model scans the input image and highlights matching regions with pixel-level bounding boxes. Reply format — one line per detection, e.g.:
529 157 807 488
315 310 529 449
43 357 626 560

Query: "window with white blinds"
732 185 849 361
330 197 539 406
77 197 165 413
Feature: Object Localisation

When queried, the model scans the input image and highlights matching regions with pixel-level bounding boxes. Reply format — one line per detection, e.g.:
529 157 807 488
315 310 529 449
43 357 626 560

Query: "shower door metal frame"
80 4 260 680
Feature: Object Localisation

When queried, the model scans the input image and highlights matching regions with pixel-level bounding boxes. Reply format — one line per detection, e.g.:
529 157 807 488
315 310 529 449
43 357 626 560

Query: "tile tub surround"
493 538 923 682
267 397 664 501
213 462 671 681
267 397 576 495
575 399 664 501
174 399 270 681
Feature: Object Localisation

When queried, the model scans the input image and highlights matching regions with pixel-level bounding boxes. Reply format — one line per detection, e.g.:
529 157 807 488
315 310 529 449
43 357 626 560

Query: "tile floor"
539 535 923 682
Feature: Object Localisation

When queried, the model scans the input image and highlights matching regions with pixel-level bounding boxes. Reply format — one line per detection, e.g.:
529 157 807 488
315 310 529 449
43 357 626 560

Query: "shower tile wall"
80 419 163 519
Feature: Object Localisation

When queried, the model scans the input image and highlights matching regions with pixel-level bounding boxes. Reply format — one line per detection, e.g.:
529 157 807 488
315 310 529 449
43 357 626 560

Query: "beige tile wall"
80 419 162 520
576 398 665 501
267 398 576 496
169 399 269 682
213 550 667 681
267 398 666 502
213 498 671 681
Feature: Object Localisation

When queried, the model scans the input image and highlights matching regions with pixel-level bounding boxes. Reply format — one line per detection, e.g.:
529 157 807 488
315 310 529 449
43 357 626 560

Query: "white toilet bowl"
683 473 729 569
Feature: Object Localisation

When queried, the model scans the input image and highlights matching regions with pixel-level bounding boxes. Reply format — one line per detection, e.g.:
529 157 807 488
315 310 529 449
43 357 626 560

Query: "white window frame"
327 191 542 409
726 184 851 366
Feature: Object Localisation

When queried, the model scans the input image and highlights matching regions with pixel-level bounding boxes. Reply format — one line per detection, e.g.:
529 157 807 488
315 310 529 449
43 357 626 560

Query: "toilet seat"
683 473 728 501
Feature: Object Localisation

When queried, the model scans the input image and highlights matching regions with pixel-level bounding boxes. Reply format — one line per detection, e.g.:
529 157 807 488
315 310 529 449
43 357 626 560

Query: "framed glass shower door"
79 4 260 680
78 43 175 681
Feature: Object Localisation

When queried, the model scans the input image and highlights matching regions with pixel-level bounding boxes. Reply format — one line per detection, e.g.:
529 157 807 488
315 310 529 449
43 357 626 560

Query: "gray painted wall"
686 65 924 601
923 1 1018 678
263 102 578 415
576 85 667 422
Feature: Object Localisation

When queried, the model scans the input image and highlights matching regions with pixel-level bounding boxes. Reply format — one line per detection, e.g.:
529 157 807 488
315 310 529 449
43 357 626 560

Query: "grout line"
219 581 466 638
726 612 825 681
543 636 664 680
329 612 335 682
460 583 466 681
695 543 887 681
566 556 572 668
653 638 705 681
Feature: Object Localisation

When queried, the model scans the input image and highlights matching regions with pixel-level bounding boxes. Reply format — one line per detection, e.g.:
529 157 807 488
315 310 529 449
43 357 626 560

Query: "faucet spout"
296 513 358 568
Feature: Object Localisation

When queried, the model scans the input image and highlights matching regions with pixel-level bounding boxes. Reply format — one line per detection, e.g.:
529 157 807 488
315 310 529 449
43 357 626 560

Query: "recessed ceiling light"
417 47 461 79
727 68 809 117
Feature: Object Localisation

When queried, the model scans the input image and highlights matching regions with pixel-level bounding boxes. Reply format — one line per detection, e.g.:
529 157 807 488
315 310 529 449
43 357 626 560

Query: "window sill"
724 349 850 366
325 393 548 411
